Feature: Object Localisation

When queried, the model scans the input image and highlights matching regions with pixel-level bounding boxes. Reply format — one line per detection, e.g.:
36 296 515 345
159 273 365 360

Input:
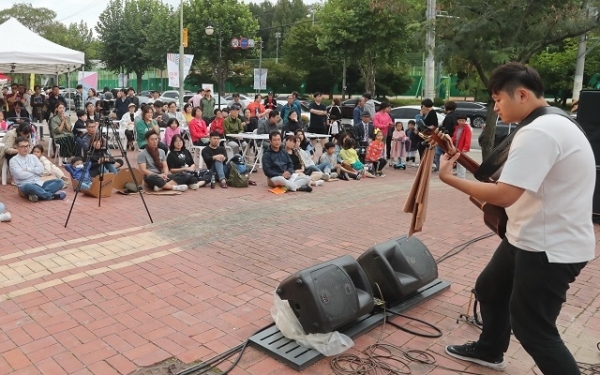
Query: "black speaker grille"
310 265 357 327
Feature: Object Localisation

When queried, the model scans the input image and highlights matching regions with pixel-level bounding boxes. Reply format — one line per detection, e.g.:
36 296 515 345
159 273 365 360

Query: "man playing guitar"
439 63 595 374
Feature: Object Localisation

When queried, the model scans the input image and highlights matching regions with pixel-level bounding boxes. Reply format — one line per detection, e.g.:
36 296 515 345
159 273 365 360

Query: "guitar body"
469 197 507 238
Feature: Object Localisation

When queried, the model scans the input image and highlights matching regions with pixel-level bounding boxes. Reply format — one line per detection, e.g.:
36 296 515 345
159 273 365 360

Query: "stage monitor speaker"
575 90 600 215
357 235 438 306
276 255 374 334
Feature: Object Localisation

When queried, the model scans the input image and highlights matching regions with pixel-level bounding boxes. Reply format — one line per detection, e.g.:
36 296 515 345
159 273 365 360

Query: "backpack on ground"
227 156 249 188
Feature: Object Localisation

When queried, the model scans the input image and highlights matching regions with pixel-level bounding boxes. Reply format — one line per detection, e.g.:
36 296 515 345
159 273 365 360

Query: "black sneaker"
445 342 506 370
297 185 313 193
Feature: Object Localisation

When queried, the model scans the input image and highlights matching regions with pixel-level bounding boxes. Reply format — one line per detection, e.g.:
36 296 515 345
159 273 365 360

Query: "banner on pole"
77 71 98 91
167 53 194 88
253 68 267 90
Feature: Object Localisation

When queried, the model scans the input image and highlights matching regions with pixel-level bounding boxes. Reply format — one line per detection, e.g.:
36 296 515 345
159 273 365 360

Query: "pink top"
163 126 181 148
0 120 7 131
373 112 393 137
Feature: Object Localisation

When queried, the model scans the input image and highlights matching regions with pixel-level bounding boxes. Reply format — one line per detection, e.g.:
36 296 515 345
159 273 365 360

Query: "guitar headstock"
418 126 457 155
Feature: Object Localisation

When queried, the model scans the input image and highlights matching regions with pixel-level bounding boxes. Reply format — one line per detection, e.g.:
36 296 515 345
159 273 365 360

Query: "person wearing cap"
354 111 374 145
264 91 277 110
120 103 137 150
200 89 215 123
189 88 204 108
224 103 246 156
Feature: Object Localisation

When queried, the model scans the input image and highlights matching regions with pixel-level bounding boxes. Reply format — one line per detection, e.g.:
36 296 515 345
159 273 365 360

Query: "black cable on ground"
436 232 495 264
386 311 443 338
177 323 274 375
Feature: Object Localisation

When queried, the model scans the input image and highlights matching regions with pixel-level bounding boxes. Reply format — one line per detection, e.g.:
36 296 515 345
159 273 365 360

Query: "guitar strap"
474 106 585 182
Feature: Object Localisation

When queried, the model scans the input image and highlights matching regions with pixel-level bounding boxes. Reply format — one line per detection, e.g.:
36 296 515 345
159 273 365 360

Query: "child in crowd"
339 138 365 180
0 202 11 222
319 141 359 180
210 109 225 136
31 145 70 188
163 118 181 148
0 111 7 131
405 120 420 167
451 113 472 179
64 156 92 190
390 122 408 168
365 129 387 177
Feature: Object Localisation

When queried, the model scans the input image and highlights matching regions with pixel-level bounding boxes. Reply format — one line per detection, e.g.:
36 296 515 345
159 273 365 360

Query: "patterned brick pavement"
0 149 598 375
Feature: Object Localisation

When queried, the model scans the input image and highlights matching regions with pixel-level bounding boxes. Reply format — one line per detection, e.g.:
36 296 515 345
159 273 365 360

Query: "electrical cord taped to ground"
436 232 495 264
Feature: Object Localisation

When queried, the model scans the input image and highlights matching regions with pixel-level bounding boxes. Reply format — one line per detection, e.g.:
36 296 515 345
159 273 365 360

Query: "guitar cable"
436 232 495 264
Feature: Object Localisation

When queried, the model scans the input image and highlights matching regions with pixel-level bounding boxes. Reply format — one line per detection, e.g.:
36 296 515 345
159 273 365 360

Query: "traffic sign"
230 37 240 49
240 37 249 49
248 39 255 48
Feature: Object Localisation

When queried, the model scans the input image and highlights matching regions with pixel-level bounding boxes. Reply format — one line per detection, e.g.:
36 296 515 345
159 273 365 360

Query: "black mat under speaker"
276 255 374 334
357 235 438 306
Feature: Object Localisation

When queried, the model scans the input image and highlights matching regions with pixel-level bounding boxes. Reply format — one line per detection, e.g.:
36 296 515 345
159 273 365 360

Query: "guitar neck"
434 141 480 174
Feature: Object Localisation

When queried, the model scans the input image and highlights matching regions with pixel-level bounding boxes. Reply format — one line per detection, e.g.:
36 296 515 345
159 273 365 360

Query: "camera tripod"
64 114 153 227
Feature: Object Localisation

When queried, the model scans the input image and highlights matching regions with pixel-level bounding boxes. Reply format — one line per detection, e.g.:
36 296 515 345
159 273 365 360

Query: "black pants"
475 239 586 375
371 158 386 173
417 141 426 160
144 172 198 189
386 135 393 159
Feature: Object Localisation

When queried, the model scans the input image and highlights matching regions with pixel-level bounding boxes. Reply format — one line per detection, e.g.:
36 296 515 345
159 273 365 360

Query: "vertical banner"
253 69 267 90
77 71 98 91
167 53 194 88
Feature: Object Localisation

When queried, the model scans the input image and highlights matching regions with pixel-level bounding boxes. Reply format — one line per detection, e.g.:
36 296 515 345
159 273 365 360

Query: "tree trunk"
480 101 497 160
136 71 143 94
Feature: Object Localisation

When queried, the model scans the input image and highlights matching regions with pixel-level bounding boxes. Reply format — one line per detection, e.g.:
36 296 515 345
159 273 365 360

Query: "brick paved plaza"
0 149 598 375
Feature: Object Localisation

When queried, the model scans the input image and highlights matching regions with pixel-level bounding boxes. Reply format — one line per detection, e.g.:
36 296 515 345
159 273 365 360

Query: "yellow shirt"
339 148 359 164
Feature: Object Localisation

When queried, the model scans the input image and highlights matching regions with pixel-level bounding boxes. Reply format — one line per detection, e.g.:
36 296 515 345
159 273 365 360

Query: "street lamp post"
205 24 222 109
275 32 281 64
178 0 184 109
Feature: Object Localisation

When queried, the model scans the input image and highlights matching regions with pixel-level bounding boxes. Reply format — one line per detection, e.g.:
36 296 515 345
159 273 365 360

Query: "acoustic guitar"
419 127 508 238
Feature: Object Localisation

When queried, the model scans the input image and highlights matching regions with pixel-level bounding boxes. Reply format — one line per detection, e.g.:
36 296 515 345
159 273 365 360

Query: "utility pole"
424 0 436 100
573 0 592 101
342 59 347 100
257 40 263 94
178 0 184 109
275 32 281 63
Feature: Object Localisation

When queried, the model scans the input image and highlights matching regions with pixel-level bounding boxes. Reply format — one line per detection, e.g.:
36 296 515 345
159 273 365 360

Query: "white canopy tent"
0 17 85 75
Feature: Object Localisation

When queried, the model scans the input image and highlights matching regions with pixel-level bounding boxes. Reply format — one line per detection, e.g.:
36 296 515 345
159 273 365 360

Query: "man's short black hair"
76 109 86 117
153 100 163 107
17 123 31 135
421 98 434 108
456 113 468 120
324 141 336 150
269 131 281 141
363 92 372 100
313 92 321 98
214 108 221 115
268 110 279 119
444 101 457 112
209 131 221 138
70 156 83 164
232 92 240 98
15 136 29 145
86 119 96 126
76 84 83 90
408 120 416 125
52 85 59 89
488 62 544 98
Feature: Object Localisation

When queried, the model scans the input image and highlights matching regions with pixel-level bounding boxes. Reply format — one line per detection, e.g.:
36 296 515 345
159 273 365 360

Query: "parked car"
478 118 517 148
389 105 446 129
158 90 193 104
224 94 253 109
338 98 383 119
454 101 488 128
138 90 153 98
59 88 76 111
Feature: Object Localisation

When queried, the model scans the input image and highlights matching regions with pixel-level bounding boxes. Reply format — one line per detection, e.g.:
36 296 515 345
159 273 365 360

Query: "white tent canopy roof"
0 17 85 75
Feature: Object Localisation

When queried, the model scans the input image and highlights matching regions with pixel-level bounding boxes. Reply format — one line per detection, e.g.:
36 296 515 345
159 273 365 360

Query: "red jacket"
189 118 208 143
210 117 224 135
452 124 472 152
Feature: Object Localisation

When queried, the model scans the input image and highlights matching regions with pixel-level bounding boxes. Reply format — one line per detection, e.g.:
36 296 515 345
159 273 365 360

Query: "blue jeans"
211 161 230 181
100 164 119 174
433 146 444 170
0 202 5 212
19 179 64 200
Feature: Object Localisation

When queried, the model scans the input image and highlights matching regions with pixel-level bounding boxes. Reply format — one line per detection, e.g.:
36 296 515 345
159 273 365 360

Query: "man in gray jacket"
257 110 282 148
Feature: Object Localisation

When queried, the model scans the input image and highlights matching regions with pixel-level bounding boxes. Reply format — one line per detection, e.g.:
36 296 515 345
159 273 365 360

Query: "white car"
224 94 253 109
162 91 228 111
389 105 446 130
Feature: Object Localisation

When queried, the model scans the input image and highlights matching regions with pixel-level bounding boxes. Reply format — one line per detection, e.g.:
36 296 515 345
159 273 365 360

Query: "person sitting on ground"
210 109 225 137
64 156 93 190
137 130 192 192
0 122 31 168
284 136 325 186
201 131 229 189
163 118 181 148
295 138 331 181
319 141 358 180
88 135 123 178
0 202 11 222
31 145 70 188
339 138 366 179
262 131 312 192
189 107 209 146
166 134 205 187
50 103 77 162
9 137 66 202
257 110 281 148
120 103 137 150
294 129 315 155
135 104 168 153
75 119 98 156
365 129 387 177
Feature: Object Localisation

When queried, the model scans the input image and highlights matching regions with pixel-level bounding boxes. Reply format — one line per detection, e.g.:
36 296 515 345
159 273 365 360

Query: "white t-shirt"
498 113 595 263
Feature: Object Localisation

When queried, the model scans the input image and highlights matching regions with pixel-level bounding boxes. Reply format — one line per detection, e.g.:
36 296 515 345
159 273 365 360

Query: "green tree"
0 3 57 34
266 0 309 58
44 21 98 69
318 0 411 95
436 0 600 158
184 0 259 97
249 1 275 54
260 61 304 93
